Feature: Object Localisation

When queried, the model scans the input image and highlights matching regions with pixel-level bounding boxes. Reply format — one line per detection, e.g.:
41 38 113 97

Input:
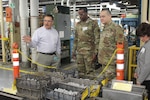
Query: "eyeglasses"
43 20 53 22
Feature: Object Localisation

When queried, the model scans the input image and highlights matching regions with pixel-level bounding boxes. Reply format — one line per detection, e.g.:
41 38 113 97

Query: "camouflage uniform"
72 17 100 74
98 21 124 80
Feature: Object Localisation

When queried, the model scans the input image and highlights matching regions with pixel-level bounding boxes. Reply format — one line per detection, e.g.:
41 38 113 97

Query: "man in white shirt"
23 14 61 72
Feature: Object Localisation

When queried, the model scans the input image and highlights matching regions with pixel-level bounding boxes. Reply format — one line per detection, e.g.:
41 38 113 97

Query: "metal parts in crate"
0 91 24 100
16 74 51 100
62 77 101 99
46 83 85 100
102 80 147 100
60 67 78 78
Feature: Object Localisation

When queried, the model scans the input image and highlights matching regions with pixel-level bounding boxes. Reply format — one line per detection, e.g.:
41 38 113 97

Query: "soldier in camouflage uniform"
98 9 125 80
72 7 100 75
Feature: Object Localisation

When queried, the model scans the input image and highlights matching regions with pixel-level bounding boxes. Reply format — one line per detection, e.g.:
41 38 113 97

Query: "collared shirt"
29 26 61 54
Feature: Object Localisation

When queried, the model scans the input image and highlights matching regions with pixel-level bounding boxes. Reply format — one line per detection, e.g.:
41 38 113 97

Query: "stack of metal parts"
60 68 78 78
45 71 66 85
15 71 109 100
60 77 102 100
43 71 108 100
16 73 51 100
46 83 85 100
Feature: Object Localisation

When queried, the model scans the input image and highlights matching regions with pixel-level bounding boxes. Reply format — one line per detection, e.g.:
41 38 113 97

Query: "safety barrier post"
12 42 19 80
116 42 124 80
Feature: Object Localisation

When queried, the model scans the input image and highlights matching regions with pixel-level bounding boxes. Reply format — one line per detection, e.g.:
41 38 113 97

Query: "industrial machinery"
46 5 71 66
102 80 147 100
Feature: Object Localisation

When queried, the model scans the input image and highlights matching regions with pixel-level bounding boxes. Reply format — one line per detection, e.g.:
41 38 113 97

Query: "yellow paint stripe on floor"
3 88 17 95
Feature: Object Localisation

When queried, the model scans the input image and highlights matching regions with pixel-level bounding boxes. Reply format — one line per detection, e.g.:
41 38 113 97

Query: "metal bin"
46 83 85 100
102 84 146 100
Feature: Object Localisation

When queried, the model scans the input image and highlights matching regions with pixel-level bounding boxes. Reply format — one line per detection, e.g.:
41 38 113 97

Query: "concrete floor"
0 63 13 90
0 61 77 91
0 69 13 90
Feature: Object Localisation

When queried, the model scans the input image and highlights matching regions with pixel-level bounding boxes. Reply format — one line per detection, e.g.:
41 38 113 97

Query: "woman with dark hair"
134 22 150 100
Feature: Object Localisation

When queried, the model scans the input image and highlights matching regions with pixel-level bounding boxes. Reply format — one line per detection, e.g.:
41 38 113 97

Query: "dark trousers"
142 80 150 100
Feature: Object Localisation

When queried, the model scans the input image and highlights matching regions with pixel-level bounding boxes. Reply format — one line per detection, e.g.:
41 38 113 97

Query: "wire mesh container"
16 73 51 100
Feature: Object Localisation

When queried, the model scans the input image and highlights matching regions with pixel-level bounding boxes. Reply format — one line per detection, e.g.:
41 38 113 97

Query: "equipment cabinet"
46 5 71 65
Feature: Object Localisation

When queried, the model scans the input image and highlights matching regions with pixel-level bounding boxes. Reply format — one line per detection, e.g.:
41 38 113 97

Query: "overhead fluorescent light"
126 5 137 8
106 3 121 10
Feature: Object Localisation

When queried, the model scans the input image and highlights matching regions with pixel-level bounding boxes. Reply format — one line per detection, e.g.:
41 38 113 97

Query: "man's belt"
38 52 56 55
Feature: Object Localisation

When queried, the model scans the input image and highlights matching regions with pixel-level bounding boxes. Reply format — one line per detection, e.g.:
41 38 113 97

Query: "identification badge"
82 27 87 31
140 47 145 53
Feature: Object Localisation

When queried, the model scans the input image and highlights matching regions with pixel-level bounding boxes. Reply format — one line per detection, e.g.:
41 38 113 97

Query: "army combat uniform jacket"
98 21 124 66
73 17 100 55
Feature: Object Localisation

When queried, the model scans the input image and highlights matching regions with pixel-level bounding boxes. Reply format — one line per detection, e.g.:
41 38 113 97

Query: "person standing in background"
23 14 61 72
72 7 100 76
98 8 125 80
134 22 150 100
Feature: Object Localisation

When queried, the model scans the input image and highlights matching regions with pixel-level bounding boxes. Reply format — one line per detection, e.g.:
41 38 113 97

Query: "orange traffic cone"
116 42 124 80
12 42 19 79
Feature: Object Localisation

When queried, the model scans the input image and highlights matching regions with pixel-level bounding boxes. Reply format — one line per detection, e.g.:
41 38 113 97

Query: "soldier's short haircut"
79 7 88 13
101 8 111 15
136 22 150 37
